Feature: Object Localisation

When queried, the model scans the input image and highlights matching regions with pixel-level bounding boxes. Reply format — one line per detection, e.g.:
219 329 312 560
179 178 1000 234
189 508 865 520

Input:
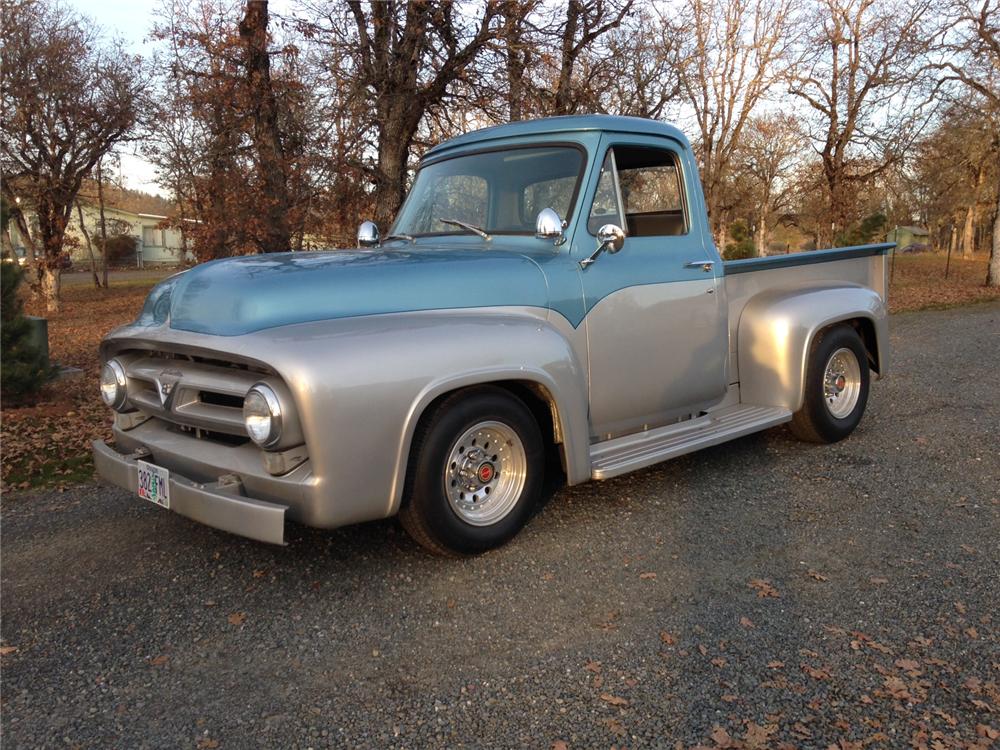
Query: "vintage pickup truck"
93 115 890 555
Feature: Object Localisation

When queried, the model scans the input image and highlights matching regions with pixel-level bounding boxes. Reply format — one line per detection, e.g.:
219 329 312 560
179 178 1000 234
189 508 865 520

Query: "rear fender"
736 286 888 412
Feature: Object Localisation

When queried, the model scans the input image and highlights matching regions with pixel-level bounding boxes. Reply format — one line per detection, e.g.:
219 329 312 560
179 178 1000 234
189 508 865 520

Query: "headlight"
243 384 282 448
100 359 128 411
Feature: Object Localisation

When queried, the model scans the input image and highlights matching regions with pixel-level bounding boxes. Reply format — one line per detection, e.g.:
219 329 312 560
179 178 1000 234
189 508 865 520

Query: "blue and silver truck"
93 115 891 555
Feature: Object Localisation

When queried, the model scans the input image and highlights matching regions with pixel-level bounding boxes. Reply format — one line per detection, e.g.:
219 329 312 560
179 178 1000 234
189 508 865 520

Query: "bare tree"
737 113 804 255
0 0 144 311
676 0 798 246
297 1 502 228
789 0 934 247
933 0 1000 285
549 0 634 115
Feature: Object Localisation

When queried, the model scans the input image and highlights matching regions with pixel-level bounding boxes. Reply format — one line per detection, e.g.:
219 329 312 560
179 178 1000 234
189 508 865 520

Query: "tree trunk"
75 200 101 288
374 134 410 229
97 160 109 284
240 0 292 253
962 203 976 259
40 264 61 313
754 206 768 257
987 189 1000 288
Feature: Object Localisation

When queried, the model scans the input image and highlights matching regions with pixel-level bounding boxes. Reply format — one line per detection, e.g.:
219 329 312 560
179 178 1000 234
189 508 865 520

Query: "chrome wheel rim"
444 420 527 526
823 347 862 419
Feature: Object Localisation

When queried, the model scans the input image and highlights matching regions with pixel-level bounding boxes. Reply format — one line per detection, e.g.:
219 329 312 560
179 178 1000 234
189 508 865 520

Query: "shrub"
724 220 756 259
97 233 139 264
1 260 54 401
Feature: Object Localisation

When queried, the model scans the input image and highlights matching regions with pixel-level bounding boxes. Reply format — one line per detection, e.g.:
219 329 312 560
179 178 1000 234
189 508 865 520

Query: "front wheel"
399 387 544 556
789 325 871 444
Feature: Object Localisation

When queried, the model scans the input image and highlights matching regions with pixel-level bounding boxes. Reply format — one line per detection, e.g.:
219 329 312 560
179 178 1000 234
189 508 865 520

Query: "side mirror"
535 208 566 245
357 220 380 248
580 223 625 268
597 224 625 253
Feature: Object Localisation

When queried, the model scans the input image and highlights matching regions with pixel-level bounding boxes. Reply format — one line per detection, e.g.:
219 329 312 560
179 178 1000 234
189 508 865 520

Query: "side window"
589 146 687 237
587 151 624 234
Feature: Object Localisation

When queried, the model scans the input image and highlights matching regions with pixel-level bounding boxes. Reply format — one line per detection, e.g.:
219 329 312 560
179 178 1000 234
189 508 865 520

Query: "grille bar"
124 356 260 437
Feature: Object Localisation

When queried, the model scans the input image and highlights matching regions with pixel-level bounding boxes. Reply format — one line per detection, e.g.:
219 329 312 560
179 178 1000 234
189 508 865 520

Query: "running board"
590 405 792 480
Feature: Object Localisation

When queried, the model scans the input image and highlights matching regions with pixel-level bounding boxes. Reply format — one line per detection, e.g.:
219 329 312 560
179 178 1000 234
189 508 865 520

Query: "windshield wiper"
384 233 415 243
438 218 491 241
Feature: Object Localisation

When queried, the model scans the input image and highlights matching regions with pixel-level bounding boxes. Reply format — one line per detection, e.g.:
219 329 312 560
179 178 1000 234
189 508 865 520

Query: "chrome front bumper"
93 440 288 545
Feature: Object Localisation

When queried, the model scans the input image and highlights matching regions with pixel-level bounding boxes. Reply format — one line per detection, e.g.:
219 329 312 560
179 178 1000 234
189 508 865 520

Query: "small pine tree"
725 220 757 259
1 259 54 401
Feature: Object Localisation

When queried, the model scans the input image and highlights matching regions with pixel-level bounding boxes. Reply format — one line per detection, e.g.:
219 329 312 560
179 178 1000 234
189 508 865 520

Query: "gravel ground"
2 302 998 750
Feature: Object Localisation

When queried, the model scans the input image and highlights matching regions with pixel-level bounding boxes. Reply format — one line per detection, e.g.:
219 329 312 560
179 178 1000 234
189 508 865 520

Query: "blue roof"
424 115 690 158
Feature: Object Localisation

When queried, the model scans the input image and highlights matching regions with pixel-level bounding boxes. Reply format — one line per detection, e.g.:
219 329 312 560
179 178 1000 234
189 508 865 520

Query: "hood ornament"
155 368 183 408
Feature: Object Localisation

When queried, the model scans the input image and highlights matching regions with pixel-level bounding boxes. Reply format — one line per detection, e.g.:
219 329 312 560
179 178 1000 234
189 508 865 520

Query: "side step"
590 405 792 480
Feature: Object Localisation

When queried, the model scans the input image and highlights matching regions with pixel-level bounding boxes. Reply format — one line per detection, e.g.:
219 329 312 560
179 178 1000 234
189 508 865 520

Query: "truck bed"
723 243 892 384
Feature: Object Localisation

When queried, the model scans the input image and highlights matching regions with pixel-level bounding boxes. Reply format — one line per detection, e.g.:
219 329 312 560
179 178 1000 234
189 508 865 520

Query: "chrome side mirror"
357 220 380 248
580 223 625 268
535 207 566 245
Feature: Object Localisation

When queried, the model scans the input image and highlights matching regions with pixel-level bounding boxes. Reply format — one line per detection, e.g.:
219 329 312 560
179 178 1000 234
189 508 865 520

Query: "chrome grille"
123 355 262 437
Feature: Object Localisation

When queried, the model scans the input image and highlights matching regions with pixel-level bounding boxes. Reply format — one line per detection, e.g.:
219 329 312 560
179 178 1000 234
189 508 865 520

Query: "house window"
143 227 163 247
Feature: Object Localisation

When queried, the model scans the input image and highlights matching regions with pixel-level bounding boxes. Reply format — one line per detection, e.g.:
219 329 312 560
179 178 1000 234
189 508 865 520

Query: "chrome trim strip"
724 244 894 275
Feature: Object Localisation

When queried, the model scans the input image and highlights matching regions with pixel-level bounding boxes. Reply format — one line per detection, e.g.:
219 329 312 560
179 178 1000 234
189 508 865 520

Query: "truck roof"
424 115 690 159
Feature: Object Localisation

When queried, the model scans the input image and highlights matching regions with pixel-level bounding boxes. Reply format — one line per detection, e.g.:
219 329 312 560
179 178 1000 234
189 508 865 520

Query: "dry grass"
2 252 997 490
888 252 999 312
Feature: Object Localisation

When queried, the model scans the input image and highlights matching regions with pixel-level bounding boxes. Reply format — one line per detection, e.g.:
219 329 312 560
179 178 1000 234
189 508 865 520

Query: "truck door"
579 136 728 438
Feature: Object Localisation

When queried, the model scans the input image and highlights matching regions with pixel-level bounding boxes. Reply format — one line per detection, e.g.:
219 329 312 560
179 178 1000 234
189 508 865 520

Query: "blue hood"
151 249 551 337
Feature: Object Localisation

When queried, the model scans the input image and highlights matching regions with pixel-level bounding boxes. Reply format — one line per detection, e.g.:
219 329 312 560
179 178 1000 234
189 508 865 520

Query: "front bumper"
93 439 288 545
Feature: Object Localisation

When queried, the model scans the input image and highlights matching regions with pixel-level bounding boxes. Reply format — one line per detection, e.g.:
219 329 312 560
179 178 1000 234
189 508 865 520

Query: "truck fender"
387 316 592 515
736 285 888 412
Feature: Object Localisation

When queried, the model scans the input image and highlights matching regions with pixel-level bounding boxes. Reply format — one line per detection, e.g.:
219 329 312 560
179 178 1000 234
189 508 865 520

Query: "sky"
67 0 165 195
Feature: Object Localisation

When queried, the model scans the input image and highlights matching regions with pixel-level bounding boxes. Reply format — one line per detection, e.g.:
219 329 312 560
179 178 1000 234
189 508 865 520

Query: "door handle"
685 260 715 272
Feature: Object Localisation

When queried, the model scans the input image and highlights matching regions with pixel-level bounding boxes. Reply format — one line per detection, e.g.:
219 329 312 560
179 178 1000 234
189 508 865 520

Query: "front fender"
736 285 888 412
387 314 591 515
263 308 589 523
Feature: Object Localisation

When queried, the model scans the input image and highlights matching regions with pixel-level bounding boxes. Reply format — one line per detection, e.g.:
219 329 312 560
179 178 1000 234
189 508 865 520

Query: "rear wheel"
399 387 544 556
789 325 871 444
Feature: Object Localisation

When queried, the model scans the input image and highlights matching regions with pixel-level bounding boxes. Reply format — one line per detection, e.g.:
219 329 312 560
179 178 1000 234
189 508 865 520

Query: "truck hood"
160 248 551 336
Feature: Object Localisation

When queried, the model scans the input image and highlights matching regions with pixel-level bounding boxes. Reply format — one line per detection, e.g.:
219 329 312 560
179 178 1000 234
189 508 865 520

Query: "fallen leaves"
3 285 154 490
802 664 831 681
149 654 169 667
883 675 912 701
977 724 999 740
807 570 829 582
599 693 629 707
895 658 923 677
639 571 657 580
602 717 626 736
748 579 780 598
0 646 18 656
196 739 219 749
227 611 246 626
659 631 677 646
739 617 755 629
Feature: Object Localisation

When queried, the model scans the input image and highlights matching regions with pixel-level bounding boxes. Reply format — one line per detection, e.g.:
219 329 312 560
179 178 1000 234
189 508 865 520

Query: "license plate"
137 460 170 509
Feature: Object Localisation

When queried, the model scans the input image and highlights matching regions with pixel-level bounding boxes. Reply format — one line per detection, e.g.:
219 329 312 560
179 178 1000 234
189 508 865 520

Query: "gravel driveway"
3 303 998 749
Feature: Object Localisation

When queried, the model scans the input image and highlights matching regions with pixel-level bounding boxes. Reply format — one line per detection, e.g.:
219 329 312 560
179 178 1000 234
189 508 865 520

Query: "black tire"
789 324 871 444
399 386 544 556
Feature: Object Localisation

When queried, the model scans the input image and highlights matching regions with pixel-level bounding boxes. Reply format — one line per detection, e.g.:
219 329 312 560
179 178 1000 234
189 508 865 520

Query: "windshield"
392 146 585 238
